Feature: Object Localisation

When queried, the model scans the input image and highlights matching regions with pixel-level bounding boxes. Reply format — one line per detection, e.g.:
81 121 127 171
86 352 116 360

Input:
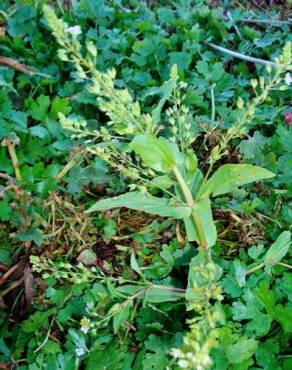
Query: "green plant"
1 1 291 369
43 6 292 368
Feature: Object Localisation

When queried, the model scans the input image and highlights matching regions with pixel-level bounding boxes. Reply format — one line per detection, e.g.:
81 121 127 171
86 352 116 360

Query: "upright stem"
210 84 216 122
6 142 22 183
173 167 208 249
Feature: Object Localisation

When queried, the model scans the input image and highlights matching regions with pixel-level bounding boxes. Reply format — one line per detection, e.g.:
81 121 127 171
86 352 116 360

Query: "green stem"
210 84 216 122
172 167 194 207
173 167 208 249
246 262 265 275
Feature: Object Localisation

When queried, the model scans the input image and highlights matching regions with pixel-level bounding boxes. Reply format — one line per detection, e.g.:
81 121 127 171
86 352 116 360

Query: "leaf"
255 339 279 370
231 288 272 337
129 134 182 173
233 260 246 288
86 343 125 370
49 96 72 120
184 198 217 247
113 302 132 334
29 95 50 122
77 249 97 265
16 228 43 246
148 71 177 126
7 5 36 37
226 337 258 364
21 308 55 333
253 281 275 316
169 52 192 71
130 253 142 276
151 175 173 189
196 61 225 82
142 353 170 370
29 125 49 138
103 219 117 238
199 164 274 198
273 305 292 332
0 243 12 265
0 338 10 356
86 192 191 219
145 286 183 303
0 199 11 221
264 231 291 266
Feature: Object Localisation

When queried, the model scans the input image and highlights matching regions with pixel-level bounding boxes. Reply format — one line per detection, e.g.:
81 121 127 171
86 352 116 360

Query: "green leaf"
233 260 246 288
86 192 191 219
0 198 11 221
231 288 272 337
145 286 184 303
199 164 274 198
274 305 292 333
0 243 12 266
151 175 173 189
113 302 132 334
264 231 291 266
0 338 10 356
16 228 43 246
226 337 258 364
256 339 279 370
49 96 72 120
150 74 177 126
29 95 50 122
130 253 142 276
22 308 55 333
184 198 217 247
29 125 49 138
129 134 181 173
86 343 125 370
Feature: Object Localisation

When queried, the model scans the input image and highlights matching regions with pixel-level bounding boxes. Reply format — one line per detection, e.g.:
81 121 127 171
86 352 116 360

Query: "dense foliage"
0 1 291 369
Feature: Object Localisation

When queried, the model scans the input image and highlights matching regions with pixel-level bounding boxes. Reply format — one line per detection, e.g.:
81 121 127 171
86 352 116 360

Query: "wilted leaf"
78 249 97 266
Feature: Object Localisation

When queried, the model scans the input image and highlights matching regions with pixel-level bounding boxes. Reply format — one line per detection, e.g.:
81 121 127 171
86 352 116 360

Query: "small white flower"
75 347 85 357
80 326 89 334
171 348 181 358
80 317 91 334
65 25 82 36
285 72 292 86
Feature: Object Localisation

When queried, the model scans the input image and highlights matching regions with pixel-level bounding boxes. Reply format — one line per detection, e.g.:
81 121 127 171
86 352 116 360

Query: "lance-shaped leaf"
264 231 291 266
183 198 217 247
145 286 184 303
85 191 191 219
199 164 274 199
129 134 182 173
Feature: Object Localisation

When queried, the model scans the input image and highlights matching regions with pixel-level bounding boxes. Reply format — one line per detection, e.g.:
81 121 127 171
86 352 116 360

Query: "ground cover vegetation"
0 0 291 369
